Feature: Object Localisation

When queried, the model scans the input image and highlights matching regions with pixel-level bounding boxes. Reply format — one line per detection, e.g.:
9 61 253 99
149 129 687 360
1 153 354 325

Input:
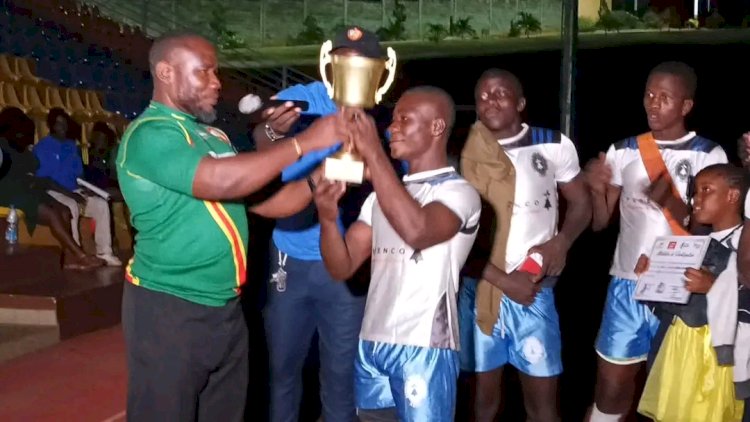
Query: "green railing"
77 0 318 93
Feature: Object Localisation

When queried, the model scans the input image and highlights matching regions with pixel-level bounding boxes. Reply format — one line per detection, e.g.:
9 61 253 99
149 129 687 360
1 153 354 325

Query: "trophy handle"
375 47 397 104
319 40 334 98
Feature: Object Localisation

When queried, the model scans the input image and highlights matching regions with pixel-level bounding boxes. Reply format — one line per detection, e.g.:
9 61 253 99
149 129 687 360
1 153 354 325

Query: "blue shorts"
354 340 459 422
595 276 660 363
458 277 562 377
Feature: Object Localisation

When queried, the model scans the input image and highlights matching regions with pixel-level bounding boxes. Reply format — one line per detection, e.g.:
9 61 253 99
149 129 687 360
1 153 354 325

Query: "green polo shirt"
116 101 249 306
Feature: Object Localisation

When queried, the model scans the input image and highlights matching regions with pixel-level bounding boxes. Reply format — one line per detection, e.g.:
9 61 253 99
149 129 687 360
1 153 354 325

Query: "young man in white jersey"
457 69 592 421
584 61 728 421
313 86 481 421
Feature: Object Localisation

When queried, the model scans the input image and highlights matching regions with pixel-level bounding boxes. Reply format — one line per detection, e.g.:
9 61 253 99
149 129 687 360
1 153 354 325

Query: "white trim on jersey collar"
497 123 530 146
402 166 456 182
710 225 740 241
655 131 696 145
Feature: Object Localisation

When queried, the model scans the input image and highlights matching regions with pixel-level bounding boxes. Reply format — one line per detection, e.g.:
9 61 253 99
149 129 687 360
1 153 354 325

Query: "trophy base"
324 157 365 185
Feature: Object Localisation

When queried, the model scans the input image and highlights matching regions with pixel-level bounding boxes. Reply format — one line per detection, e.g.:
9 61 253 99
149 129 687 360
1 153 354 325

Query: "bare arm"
591 184 620 232
320 220 373 281
250 166 323 218
557 175 592 245
252 123 274 151
194 111 344 200
481 263 514 289
351 112 463 250
193 138 306 200
314 179 373 281
366 151 463 250
583 151 619 232
250 178 311 218
252 101 302 152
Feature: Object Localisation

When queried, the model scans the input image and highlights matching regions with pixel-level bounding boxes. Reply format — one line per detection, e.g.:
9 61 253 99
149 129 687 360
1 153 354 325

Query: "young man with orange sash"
584 61 729 421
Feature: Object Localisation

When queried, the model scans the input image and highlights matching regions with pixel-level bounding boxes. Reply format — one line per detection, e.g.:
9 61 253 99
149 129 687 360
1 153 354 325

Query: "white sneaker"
97 253 122 266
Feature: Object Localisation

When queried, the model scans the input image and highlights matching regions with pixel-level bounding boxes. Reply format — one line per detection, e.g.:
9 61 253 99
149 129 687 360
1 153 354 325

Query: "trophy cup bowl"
319 40 397 184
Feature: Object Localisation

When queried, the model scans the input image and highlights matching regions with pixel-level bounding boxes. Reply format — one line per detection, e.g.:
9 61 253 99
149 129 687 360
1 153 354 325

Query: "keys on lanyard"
270 251 288 292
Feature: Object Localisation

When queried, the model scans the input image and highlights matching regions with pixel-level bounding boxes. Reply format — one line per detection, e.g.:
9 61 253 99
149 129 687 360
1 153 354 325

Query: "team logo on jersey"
531 152 548 176
206 127 231 144
405 374 428 408
674 159 691 182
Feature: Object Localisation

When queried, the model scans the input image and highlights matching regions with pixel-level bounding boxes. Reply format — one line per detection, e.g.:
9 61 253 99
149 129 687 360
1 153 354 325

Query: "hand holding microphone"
239 94 309 135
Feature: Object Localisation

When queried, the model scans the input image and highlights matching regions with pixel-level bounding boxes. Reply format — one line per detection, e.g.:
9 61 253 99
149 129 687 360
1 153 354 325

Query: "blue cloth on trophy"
272 81 346 260
277 81 338 117
275 82 342 182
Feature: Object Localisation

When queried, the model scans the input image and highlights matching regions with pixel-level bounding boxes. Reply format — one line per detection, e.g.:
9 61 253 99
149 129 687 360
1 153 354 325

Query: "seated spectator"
84 121 121 199
34 108 121 266
0 107 102 270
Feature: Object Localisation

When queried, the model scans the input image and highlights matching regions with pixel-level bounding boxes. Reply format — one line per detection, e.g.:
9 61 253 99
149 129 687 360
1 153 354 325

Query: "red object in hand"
518 253 543 276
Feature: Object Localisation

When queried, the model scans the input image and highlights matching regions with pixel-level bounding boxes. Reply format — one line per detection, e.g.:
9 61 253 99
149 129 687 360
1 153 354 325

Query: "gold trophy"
319 33 397 184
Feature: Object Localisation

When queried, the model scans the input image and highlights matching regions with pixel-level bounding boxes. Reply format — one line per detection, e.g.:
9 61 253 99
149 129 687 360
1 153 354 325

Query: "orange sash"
636 132 690 236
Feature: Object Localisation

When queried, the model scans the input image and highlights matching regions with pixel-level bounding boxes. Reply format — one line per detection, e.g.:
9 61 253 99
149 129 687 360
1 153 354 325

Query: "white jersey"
499 124 581 272
606 132 727 280
357 167 481 350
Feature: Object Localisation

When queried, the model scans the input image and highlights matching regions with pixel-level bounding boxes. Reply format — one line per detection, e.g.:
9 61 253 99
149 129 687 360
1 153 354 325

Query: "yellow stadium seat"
2 82 26 111
22 85 49 117
44 86 67 111
65 88 93 122
21 85 49 142
84 90 114 120
13 57 43 86
0 55 21 83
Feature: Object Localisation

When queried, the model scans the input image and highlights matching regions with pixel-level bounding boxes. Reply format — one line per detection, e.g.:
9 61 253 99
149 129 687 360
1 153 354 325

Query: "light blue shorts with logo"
355 339 459 422
458 277 563 376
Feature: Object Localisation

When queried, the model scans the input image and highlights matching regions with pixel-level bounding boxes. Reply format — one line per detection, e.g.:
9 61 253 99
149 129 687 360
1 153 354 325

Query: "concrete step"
0 324 59 363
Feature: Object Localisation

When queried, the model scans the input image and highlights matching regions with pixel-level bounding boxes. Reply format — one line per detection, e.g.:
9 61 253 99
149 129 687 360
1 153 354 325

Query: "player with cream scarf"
458 68 591 422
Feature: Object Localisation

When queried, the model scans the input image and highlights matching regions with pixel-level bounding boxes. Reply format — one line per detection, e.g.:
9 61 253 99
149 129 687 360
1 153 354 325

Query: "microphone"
238 94 310 116
238 94 263 115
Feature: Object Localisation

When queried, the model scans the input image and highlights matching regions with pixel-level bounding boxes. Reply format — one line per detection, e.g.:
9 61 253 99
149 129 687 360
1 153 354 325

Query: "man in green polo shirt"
117 31 348 422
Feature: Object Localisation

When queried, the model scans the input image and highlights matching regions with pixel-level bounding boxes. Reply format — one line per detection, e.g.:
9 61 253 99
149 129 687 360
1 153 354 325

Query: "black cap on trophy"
332 26 385 59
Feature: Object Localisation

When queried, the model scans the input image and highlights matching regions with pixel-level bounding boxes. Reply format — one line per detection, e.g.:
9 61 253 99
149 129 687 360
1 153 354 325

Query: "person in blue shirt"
34 108 121 266
0 107 102 270
252 26 395 422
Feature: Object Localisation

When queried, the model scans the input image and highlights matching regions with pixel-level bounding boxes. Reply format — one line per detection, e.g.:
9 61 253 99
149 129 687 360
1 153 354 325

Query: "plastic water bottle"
5 205 18 245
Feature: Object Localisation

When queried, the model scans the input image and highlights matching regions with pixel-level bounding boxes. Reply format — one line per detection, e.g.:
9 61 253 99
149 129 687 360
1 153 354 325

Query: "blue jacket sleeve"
275 82 342 182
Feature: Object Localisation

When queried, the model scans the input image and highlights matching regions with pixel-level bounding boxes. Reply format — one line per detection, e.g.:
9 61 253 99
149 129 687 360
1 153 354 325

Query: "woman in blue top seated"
0 107 102 269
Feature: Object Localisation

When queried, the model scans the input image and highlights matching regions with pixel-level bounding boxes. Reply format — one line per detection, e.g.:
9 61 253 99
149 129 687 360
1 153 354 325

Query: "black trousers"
122 282 248 422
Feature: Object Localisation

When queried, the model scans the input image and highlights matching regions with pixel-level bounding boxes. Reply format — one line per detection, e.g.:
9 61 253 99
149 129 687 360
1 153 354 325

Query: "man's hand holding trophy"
319 26 397 185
